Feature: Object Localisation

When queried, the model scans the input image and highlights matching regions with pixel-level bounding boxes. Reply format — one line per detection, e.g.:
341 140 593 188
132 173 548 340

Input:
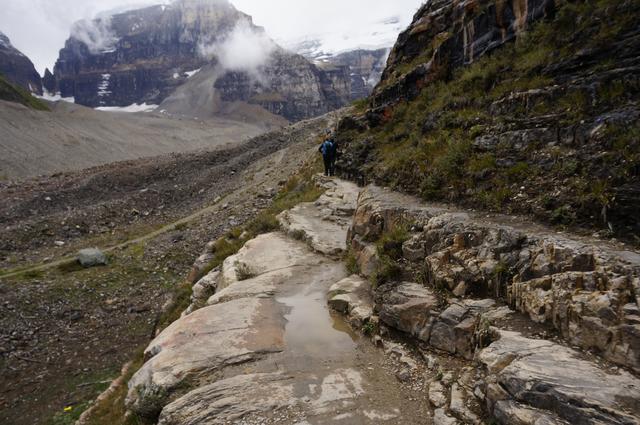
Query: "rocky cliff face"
51 0 352 121
0 31 42 94
336 0 640 243
214 48 351 122
319 48 389 101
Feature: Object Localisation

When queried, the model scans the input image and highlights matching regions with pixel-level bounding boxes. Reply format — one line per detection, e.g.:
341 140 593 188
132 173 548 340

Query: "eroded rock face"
0 31 42 94
321 48 390 101
479 330 640 424
348 184 640 373
374 0 555 107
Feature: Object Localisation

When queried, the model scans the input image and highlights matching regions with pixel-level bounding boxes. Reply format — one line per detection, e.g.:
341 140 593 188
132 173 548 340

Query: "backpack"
320 140 333 156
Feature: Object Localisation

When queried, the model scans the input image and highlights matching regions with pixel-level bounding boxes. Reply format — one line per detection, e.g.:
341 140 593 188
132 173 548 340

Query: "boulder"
429 299 496 359
185 252 215 284
328 275 374 327
77 248 108 267
377 282 440 341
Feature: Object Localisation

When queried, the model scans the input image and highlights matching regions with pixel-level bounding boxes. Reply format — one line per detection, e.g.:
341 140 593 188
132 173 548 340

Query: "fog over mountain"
0 0 423 74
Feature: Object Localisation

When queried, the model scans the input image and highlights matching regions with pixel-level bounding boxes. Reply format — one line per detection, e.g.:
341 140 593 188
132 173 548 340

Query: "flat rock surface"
126 297 286 415
278 178 359 256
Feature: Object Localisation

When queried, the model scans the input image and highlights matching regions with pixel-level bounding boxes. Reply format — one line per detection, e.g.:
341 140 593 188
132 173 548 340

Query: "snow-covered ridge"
283 15 406 61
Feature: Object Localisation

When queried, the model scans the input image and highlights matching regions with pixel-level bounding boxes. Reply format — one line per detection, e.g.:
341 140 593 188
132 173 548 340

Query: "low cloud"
198 20 277 76
71 17 118 54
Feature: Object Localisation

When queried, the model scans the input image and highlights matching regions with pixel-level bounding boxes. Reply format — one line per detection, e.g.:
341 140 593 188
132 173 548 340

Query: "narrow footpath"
118 176 640 425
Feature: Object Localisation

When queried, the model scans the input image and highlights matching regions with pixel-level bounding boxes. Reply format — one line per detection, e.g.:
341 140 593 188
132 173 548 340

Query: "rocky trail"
97 176 640 425
122 178 428 424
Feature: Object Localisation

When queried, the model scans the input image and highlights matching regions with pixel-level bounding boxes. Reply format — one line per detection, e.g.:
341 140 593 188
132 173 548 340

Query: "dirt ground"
0 110 344 425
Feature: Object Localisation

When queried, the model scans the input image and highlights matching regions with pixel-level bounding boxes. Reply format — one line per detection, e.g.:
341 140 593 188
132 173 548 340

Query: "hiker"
319 137 335 176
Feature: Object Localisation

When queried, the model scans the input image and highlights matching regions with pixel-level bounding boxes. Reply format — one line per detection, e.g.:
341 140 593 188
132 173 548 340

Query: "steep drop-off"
336 0 640 242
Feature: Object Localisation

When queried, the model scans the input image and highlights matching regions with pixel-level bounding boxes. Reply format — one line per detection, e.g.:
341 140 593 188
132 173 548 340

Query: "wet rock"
328 275 374 327
278 178 359 256
217 233 323 292
77 248 107 267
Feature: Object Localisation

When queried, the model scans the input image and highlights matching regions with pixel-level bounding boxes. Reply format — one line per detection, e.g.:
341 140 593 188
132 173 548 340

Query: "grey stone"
479 330 640 424
378 282 439 341
428 381 448 408
77 248 107 267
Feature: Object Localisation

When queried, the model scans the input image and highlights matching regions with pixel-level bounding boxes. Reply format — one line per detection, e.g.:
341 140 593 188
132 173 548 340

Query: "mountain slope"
50 0 352 121
0 99 281 180
0 31 42 94
336 0 640 243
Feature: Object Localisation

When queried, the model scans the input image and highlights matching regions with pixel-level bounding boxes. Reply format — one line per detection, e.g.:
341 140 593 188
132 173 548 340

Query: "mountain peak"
0 29 42 94
0 31 11 49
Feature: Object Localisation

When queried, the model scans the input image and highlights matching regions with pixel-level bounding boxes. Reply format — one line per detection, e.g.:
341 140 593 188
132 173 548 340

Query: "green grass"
371 225 411 286
0 74 50 111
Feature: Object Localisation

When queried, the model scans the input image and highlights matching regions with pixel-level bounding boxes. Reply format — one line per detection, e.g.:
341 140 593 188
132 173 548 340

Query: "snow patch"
34 91 75 103
95 103 158 113
185 68 201 78
97 74 112 104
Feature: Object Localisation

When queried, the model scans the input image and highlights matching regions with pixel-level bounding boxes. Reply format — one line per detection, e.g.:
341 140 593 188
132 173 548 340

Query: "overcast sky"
0 0 424 75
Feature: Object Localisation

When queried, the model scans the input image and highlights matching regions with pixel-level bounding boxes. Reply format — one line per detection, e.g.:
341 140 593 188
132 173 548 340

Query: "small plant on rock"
235 261 256 281
362 321 377 336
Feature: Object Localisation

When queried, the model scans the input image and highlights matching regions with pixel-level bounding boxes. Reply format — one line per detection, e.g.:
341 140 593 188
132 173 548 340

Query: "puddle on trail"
276 270 358 372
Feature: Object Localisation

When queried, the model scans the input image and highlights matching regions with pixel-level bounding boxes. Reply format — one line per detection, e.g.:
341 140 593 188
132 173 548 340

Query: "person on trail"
319 137 335 176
